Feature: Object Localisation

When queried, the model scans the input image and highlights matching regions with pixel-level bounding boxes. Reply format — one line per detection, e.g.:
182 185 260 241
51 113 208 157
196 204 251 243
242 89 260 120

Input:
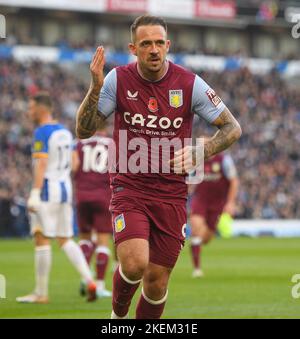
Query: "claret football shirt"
98 61 225 202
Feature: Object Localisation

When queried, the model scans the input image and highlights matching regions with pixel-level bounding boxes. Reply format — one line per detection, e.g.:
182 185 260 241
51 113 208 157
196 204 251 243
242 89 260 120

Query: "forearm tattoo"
204 109 241 159
76 88 100 138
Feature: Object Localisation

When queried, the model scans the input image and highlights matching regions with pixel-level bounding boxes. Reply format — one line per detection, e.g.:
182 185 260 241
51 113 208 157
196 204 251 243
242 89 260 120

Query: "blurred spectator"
193 67 300 219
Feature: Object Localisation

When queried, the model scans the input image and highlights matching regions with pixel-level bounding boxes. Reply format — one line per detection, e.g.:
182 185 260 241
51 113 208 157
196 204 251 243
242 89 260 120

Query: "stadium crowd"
194 67 300 219
4 32 246 57
0 59 299 235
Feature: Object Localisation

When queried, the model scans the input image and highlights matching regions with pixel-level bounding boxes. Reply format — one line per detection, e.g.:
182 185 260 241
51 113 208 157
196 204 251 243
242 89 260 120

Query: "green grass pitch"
0 237 299 319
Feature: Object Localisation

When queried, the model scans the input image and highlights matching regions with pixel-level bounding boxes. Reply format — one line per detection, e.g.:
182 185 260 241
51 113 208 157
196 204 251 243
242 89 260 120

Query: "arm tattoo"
204 109 242 160
76 86 104 139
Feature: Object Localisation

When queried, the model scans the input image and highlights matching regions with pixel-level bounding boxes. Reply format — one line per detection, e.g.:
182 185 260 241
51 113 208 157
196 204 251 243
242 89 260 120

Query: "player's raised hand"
90 46 105 89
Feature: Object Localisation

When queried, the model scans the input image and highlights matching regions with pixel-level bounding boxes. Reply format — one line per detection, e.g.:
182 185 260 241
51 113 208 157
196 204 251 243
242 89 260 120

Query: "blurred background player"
73 124 114 298
189 151 238 277
17 92 97 303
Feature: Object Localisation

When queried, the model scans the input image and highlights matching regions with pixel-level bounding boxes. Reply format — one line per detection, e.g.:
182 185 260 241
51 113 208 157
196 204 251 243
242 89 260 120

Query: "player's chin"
147 62 163 72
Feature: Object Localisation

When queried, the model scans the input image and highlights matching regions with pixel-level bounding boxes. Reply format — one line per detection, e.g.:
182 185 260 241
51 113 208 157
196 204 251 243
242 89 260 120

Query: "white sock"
191 237 203 246
35 245 51 297
97 280 105 290
142 288 169 305
62 240 93 284
95 245 111 256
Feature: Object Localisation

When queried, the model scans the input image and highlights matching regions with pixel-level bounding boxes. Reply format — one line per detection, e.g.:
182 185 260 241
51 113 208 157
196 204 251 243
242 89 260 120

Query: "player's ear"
166 40 171 53
128 43 137 56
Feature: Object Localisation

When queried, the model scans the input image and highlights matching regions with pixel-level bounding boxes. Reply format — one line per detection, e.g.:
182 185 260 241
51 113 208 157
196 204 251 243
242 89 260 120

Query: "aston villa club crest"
169 90 183 108
148 97 158 112
212 162 221 173
114 214 126 233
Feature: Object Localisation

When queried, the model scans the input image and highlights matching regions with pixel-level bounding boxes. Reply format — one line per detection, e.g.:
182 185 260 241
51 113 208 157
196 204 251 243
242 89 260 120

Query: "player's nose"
150 43 159 54
149 51 159 60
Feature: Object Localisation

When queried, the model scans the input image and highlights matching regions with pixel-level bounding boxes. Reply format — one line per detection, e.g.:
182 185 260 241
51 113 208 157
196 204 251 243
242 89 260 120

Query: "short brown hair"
131 15 167 42
32 91 53 110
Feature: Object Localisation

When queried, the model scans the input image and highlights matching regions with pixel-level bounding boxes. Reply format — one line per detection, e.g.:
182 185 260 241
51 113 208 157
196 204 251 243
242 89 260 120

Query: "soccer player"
73 126 113 297
16 92 97 304
190 152 239 277
76 15 242 319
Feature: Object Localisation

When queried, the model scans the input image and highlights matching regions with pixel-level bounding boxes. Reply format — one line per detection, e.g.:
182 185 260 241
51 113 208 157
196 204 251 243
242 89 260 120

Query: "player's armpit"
204 107 242 160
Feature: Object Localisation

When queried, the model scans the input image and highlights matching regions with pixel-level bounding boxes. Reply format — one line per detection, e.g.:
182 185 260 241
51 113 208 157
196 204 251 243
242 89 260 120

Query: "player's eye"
141 41 151 47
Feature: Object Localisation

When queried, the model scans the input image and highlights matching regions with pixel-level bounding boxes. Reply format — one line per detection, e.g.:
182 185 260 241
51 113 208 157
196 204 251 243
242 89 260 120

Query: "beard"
145 58 165 73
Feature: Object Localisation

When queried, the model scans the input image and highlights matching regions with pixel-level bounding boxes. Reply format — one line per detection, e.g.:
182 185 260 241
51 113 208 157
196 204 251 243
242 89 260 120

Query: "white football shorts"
30 202 73 238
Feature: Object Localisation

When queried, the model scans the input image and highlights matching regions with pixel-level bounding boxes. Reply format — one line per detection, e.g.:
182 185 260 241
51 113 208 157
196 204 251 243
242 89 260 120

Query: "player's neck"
39 114 55 126
137 61 169 82
96 130 107 137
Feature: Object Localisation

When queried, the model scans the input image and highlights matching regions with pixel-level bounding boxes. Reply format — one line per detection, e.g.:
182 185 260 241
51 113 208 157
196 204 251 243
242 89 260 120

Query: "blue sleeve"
222 154 237 180
191 75 225 123
32 127 49 154
98 68 117 118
